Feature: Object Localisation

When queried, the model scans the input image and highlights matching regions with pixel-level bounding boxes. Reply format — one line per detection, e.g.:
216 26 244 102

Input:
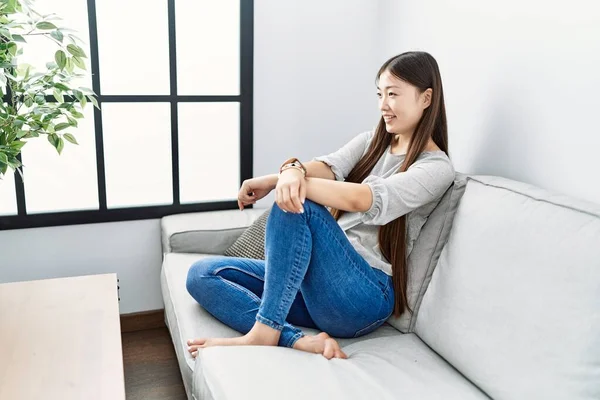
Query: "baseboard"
120 309 165 333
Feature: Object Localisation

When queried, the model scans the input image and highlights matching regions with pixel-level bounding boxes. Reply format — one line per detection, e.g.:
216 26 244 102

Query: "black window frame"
1 0 253 231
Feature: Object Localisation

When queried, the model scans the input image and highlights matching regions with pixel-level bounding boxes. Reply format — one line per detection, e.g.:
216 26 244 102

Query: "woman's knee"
186 256 225 294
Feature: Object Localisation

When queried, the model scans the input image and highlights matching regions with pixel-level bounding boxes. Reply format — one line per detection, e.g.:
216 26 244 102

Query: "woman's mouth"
383 115 395 122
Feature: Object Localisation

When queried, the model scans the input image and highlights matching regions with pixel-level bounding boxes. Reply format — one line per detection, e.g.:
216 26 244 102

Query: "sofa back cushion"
386 173 467 332
415 175 600 400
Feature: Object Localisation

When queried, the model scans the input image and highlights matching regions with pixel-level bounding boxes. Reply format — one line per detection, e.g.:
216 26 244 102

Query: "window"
0 0 253 230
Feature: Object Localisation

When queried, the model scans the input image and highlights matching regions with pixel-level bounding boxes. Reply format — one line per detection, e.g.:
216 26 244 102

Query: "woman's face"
377 69 431 136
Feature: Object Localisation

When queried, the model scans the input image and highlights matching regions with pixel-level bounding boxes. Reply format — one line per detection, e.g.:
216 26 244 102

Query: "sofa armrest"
161 208 266 255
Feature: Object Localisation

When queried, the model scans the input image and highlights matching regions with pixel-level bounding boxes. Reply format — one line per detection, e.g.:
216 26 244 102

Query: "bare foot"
293 332 348 360
187 333 278 358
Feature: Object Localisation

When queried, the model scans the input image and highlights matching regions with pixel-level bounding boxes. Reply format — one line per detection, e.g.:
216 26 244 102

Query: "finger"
275 189 286 212
188 338 205 345
276 189 289 213
299 181 307 205
290 184 303 212
240 192 255 203
282 187 294 213
192 350 198 358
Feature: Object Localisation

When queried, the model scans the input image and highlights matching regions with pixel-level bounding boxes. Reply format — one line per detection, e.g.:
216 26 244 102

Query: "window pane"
17 0 92 92
102 103 172 208
96 0 170 95
178 103 239 204
175 0 240 95
0 172 18 216
20 106 99 214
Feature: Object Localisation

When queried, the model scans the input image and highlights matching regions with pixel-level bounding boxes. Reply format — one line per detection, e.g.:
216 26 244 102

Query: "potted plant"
0 0 98 179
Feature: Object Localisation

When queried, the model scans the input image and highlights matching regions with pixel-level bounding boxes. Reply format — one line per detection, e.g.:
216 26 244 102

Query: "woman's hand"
238 175 276 210
275 169 306 213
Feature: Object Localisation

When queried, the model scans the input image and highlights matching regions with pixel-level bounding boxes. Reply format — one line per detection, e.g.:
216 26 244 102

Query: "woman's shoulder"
414 150 456 182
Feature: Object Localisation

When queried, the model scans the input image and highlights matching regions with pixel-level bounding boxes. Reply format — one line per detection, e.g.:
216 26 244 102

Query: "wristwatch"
279 157 307 176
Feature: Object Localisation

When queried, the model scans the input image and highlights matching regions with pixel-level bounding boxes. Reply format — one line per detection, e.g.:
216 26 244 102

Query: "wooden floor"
122 327 187 400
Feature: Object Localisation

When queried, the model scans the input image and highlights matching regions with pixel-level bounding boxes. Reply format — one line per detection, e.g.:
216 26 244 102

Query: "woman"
186 51 455 360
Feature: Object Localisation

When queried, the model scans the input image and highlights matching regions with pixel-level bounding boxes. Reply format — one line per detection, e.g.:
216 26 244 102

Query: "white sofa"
159 174 600 400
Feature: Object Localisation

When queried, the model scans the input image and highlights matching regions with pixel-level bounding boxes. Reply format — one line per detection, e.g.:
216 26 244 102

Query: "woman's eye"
388 92 396 97
376 93 382 98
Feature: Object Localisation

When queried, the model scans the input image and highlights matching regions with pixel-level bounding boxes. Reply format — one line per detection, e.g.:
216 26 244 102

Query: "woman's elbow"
350 184 373 213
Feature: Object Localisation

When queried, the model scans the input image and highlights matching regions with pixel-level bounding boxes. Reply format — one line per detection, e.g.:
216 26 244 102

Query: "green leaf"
72 56 85 70
53 88 64 103
66 115 78 127
73 89 84 102
88 95 99 109
34 94 45 105
55 122 70 131
65 57 74 73
56 136 64 154
55 50 67 69
46 61 58 70
0 152 8 164
63 133 78 145
54 83 70 91
7 42 17 56
70 109 84 118
66 44 86 58
80 95 86 108
36 21 57 30
12 34 26 43
10 140 25 151
47 133 58 150
24 97 34 107
50 30 63 42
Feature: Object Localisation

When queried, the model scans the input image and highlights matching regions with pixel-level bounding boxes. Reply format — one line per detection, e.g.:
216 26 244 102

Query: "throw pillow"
386 172 468 333
223 207 272 260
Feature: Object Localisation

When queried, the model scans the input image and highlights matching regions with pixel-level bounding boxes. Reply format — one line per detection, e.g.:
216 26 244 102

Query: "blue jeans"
186 199 394 348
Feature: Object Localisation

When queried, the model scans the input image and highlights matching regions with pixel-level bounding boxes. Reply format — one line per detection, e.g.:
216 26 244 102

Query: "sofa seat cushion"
194 333 487 400
161 252 403 399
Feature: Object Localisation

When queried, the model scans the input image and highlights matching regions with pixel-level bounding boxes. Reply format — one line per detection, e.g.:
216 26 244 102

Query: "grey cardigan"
312 130 455 276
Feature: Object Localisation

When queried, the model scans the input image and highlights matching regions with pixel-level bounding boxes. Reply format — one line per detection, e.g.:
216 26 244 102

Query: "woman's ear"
422 88 433 109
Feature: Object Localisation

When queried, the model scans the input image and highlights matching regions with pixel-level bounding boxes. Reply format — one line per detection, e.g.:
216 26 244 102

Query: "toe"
336 349 348 359
322 340 335 360
188 344 205 353
188 338 206 346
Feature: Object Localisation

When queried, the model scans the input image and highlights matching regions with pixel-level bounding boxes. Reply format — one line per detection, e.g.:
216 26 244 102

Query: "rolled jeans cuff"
256 313 284 331
285 331 305 349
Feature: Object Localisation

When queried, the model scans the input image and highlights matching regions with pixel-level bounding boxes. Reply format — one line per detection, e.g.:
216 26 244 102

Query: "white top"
312 130 455 276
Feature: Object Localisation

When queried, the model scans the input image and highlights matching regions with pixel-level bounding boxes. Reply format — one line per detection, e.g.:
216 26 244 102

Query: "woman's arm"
304 160 335 180
304 177 372 212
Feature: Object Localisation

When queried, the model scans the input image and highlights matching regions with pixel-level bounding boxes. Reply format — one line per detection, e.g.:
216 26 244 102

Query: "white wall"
380 0 600 205
253 0 382 206
0 0 382 314
0 220 163 314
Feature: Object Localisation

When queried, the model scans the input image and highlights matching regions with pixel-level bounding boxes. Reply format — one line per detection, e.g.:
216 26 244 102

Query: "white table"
0 274 125 400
